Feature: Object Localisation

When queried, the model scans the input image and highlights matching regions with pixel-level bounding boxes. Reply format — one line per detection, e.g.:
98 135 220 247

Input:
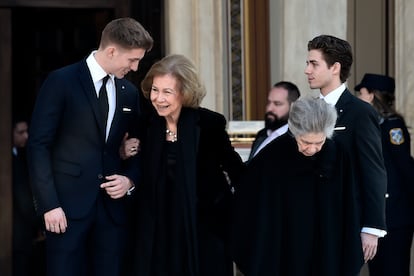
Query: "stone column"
164 0 228 114
395 1 414 272
395 0 414 155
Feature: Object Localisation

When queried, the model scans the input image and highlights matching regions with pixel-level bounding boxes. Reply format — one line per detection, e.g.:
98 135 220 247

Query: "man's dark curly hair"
308 35 353 83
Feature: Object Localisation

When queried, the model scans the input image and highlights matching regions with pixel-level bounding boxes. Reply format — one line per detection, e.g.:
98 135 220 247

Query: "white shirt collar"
86 51 113 84
266 123 289 137
320 83 346 105
252 123 288 158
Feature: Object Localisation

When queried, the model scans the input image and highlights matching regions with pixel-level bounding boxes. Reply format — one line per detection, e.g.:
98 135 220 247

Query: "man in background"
12 118 44 276
248 81 300 161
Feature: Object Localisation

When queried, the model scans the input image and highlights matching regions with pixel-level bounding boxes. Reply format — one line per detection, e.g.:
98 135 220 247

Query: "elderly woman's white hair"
288 96 338 138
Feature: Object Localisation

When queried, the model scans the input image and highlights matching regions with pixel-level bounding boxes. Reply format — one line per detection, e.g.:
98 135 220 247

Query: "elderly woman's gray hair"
288 96 337 138
141 54 206 108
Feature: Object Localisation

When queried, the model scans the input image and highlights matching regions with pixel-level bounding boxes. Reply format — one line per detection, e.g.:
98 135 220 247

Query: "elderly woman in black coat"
231 96 344 276
124 54 244 276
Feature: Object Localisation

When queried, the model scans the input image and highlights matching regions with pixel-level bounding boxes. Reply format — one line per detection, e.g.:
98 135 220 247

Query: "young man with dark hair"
305 34 387 275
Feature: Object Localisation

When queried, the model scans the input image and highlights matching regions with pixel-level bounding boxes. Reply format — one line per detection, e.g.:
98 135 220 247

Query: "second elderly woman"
131 54 244 276
231 96 344 276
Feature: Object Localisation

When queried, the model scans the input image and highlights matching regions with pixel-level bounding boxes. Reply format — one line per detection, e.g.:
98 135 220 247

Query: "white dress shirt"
252 124 288 158
86 51 116 141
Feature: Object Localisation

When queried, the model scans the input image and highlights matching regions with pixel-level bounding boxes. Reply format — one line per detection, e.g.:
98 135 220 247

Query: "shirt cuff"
361 227 387 237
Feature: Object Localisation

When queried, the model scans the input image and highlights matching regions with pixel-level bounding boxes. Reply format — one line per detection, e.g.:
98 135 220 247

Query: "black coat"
133 107 245 276
380 115 414 228
334 90 387 275
231 133 343 276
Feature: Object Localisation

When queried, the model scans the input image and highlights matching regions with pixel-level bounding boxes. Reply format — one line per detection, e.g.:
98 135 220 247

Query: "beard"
264 112 288 131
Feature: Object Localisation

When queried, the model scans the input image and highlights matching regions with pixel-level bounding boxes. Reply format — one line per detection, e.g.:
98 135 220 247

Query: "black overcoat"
133 107 245 276
231 133 343 276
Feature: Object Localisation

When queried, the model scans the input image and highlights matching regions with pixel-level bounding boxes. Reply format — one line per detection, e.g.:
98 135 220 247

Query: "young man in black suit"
27 18 153 276
305 35 387 275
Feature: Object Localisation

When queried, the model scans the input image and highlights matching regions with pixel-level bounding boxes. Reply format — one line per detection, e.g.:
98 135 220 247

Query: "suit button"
98 174 104 180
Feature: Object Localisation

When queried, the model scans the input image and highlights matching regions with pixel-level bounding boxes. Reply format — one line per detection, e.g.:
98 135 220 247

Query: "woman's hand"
119 132 140 160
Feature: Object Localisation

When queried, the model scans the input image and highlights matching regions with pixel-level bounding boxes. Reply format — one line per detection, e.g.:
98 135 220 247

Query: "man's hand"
100 174 134 199
119 132 139 160
361 232 379 262
44 207 67 234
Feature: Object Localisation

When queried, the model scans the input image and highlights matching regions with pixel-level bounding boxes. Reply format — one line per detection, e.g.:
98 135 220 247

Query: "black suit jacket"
247 128 267 160
27 59 140 225
134 107 245 276
334 89 387 274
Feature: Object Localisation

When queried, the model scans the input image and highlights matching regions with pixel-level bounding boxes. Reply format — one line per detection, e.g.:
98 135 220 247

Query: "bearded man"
248 81 300 161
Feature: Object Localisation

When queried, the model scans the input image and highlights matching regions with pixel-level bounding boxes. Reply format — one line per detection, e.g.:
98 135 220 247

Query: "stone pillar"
395 0 414 155
164 0 228 114
269 0 347 96
395 1 414 274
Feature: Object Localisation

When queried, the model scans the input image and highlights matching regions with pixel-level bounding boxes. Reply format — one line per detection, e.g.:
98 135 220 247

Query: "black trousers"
45 194 127 276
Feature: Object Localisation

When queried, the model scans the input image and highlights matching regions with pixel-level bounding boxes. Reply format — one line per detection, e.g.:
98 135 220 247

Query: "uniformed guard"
355 73 414 276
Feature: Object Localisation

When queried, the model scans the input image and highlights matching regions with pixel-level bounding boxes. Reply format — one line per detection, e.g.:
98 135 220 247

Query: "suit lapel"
78 61 106 139
335 89 353 124
249 130 267 159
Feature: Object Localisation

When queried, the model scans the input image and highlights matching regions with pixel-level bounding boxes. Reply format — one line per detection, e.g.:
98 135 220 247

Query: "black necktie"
99 75 109 130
